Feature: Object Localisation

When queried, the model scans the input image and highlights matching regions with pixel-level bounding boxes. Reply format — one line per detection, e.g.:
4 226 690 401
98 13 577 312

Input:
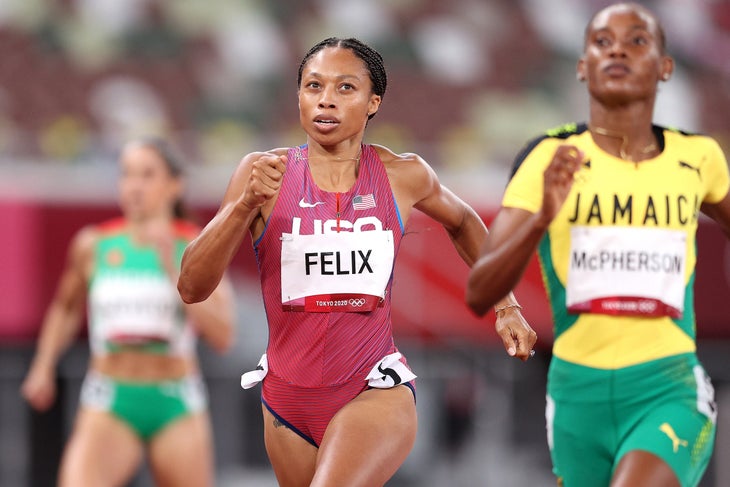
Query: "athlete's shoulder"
93 217 126 236
658 124 726 155
67 223 103 264
658 124 699 137
543 122 589 140
370 144 436 205
370 143 420 165
659 124 719 142
371 143 429 177
510 122 588 177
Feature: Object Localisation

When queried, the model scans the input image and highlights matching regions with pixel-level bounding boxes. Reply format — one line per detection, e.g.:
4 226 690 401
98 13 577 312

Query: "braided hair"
297 37 387 120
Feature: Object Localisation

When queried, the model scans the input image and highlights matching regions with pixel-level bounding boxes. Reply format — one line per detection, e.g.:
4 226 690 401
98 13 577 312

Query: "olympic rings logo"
348 298 366 307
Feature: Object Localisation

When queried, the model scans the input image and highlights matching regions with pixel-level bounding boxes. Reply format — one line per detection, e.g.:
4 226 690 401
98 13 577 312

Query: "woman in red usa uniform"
178 37 536 487
466 3 730 487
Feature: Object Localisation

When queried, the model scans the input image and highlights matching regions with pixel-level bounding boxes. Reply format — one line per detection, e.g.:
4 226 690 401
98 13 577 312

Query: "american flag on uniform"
352 193 376 210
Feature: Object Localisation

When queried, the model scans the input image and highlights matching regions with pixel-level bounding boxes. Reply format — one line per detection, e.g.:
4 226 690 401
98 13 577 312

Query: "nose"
318 85 336 108
608 40 627 58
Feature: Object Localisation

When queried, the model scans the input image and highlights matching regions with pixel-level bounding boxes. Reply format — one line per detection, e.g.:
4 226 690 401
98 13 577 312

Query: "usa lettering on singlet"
280 215 394 312
566 226 686 318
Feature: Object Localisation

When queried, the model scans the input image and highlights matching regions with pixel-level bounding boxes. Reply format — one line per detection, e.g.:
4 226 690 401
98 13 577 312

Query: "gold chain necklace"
297 145 364 178
590 125 657 161
306 145 363 164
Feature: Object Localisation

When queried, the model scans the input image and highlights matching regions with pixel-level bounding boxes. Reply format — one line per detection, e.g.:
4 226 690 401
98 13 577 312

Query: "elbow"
465 286 490 317
465 266 498 317
177 276 209 304
177 282 199 304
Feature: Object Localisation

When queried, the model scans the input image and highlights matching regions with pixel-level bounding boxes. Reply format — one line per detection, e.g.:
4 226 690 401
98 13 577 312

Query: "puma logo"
377 364 402 386
678 160 701 179
659 423 688 453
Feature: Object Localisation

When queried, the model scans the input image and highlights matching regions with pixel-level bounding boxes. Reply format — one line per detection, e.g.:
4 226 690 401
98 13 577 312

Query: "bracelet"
495 303 522 315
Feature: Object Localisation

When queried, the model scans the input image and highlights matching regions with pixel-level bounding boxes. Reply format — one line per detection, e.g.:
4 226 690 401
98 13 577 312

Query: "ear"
576 57 587 82
367 94 382 118
660 56 674 82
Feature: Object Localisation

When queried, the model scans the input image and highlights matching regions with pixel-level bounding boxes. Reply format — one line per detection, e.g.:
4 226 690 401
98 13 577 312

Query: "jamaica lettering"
567 192 700 226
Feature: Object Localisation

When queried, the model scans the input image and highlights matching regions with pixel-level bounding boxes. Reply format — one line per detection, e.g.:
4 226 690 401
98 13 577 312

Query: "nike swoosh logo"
299 198 325 208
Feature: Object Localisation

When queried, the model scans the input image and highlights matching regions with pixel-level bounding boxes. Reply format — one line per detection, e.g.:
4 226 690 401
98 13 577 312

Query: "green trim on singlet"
676 268 697 337
537 233 579 342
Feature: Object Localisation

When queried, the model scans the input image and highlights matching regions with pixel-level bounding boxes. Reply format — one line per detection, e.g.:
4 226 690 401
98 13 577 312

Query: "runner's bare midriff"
91 352 197 381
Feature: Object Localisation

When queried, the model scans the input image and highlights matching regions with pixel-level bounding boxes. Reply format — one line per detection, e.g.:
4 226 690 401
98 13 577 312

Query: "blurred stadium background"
1 0 729 485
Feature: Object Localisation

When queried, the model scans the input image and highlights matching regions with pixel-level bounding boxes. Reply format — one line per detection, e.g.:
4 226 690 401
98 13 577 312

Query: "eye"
304 81 320 89
593 35 612 48
631 35 649 46
340 83 354 91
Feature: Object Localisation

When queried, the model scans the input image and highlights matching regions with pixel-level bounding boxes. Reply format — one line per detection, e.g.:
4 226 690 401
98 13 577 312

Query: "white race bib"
280 229 394 312
90 273 179 344
566 226 686 317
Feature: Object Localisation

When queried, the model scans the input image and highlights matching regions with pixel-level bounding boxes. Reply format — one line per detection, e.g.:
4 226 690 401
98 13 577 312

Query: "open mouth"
603 63 630 76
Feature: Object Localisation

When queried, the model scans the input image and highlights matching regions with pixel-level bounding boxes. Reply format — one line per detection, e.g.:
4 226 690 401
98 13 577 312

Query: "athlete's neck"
589 102 659 162
589 123 659 162
305 144 363 192
306 143 363 164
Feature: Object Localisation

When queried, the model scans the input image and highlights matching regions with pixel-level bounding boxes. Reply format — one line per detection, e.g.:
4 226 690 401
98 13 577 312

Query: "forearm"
31 304 83 371
445 205 488 267
466 212 547 316
178 202 254 303
184 280 235 353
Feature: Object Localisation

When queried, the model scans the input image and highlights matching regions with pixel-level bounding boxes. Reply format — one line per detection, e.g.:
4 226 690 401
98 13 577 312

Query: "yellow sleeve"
702 137 730 204
502 138 560 213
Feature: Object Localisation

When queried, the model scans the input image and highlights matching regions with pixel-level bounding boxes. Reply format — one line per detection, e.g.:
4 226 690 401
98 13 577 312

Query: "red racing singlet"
254 144 404 387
